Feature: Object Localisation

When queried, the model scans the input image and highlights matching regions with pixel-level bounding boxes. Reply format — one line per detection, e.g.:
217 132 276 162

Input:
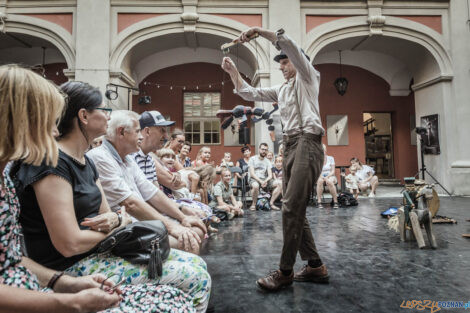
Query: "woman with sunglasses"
1 66 195 312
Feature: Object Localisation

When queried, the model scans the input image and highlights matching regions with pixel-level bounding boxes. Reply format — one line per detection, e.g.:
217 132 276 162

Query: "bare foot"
270 203 281 211
249 205 256 211
208 225 219 233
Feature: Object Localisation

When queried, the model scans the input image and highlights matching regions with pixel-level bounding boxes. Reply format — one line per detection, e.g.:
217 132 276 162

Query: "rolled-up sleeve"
130 159 158 201
87 149 133 208
273 32 319 84
235 80 280 103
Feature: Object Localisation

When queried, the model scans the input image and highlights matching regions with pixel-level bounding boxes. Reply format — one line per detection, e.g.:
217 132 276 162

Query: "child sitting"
209 168 243 220
345 166 361 199
158 148 201 200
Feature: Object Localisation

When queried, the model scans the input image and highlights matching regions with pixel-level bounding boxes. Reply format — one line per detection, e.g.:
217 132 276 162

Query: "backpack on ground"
256 197 271 211
334 192 358 207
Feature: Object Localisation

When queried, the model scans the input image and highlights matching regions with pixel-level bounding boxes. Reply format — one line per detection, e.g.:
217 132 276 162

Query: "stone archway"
3 14 75 68
304 15 456 192
110 14 270 81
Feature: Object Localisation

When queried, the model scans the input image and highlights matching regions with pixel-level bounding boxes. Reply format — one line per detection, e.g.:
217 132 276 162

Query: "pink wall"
393 15 442 34
306 15 350 33
132 62 255 164
316 64 418 181
212 14 262 28
23 14 73 34
117 13 164 33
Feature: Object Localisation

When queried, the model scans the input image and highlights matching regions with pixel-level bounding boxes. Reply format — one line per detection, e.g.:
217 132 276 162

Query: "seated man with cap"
87 110 207 254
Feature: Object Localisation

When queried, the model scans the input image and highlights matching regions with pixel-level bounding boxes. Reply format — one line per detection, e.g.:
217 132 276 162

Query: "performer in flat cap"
221 27 329 291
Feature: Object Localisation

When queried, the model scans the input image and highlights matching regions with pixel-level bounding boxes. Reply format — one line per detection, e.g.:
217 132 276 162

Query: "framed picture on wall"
420 114 440 155
326 115 349 146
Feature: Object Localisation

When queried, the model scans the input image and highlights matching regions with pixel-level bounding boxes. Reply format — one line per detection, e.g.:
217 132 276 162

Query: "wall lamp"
105 83 140 110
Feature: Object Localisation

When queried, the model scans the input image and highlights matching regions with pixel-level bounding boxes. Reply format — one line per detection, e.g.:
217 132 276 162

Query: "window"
184 92 221 145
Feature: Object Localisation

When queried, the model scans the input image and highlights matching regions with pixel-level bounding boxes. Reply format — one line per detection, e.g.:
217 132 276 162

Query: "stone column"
447 0 470 195
74 0 111 95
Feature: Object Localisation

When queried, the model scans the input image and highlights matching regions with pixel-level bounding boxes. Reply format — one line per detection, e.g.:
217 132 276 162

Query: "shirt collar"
102 139 134 165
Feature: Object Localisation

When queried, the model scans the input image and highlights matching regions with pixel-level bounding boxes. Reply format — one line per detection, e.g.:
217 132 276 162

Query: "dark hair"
183 141 192 152
170 128 185 140
58 81 102 139
350 157 362 166
259 142 269 148
241 145 251 153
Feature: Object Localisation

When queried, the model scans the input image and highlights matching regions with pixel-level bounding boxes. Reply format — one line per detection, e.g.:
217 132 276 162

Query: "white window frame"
183 92 221 145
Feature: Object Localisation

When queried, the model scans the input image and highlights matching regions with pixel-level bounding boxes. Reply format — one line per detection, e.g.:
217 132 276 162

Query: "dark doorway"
363 113 394 178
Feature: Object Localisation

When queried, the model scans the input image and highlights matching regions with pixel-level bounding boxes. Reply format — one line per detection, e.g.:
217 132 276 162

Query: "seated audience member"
270 156 283 210
86 110 207 255
178 141 193 168
345 166 360 199
2 68 195 313
248 143 273 211
165 129 186 170
192 146 212 167
194 165 216 205
234 146 251 194
266 151 274 166
316 144 339 208
220 152 234 168
209 168 243 220
132 110 172 187
350 157 379 197
157 149 198 200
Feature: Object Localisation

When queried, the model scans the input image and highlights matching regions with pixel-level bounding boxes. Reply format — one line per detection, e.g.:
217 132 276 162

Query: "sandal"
333 202 340 209
317 203 324 209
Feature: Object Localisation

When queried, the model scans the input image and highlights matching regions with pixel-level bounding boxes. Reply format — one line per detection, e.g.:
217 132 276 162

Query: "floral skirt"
65 249 211 313
101 284 195 313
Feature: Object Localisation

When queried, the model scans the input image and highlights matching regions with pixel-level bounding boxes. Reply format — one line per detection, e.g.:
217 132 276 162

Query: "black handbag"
94 220 170 279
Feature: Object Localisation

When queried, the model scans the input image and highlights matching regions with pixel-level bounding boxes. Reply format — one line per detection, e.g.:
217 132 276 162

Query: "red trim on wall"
23 13 73 34
306 15 350 33
392 15 442 34
118 13 164 33
212 14 262 28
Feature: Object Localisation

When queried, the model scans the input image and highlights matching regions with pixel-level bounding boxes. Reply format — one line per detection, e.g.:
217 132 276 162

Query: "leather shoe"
294 264 329 283
256 270 293 292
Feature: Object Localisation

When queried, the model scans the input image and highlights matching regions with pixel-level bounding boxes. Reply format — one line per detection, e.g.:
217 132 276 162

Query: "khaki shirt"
209 181 233 207
235 32 324 136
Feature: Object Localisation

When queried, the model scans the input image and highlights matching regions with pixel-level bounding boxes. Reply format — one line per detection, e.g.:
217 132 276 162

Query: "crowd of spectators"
0 65 381 312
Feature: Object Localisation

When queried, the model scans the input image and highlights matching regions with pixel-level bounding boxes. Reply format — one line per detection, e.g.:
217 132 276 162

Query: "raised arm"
221 57 279 102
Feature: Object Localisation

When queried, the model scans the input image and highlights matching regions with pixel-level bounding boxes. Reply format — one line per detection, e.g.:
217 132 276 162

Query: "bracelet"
114 211 122 227
47 271 64 290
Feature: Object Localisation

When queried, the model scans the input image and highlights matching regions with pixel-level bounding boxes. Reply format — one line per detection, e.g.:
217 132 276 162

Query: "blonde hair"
196 146 211 161
194 164 215 187
0 65 64 166
157 148 175 159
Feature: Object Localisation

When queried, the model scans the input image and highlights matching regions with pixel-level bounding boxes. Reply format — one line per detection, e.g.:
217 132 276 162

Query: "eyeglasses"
95 107 113 116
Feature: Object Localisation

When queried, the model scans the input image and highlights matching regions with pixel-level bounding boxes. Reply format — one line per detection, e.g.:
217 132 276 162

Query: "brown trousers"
280 133 323 270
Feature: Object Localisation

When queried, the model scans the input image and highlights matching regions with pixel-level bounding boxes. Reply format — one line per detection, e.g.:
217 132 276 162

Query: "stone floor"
201 197 470 313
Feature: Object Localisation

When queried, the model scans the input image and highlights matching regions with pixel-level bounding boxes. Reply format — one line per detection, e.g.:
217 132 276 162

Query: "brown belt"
283 132 322 144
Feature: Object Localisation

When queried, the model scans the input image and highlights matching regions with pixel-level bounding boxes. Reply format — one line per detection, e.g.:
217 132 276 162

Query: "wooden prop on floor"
391 178 438 249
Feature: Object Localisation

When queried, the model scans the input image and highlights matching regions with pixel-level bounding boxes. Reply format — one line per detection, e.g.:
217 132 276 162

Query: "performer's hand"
221 57 237 74
235 27 259 43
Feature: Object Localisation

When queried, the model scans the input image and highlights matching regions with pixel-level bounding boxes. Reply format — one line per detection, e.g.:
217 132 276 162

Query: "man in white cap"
87 110 206 254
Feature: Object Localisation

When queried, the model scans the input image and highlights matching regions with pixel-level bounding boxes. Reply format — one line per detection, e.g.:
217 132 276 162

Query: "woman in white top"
316 144 339 208
350 157 379 197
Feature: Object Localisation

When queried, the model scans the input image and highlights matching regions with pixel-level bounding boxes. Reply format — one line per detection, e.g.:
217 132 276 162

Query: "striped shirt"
132 150 157 183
